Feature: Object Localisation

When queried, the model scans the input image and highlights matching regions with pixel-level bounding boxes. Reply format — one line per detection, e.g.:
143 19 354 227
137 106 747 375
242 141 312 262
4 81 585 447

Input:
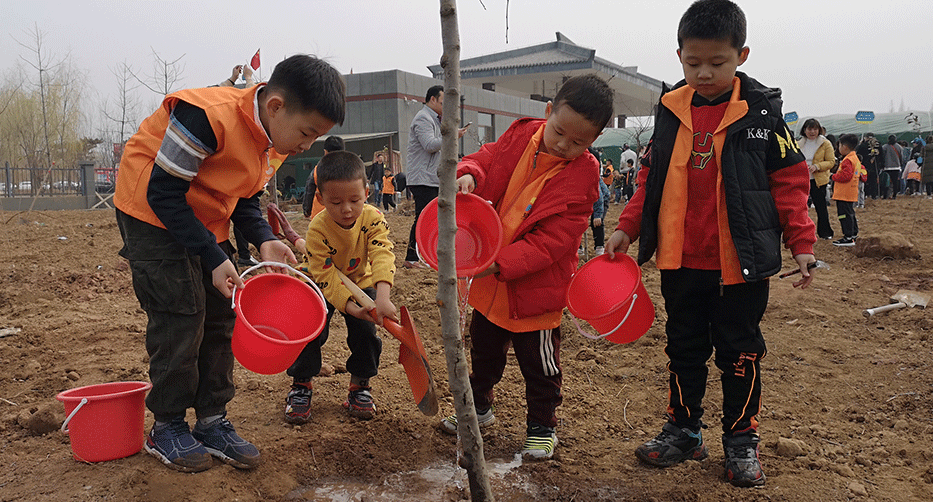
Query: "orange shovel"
335 270 439 416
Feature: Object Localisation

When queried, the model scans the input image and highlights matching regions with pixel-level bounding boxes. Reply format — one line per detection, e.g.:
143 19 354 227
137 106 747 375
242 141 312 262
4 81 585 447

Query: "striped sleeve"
154 104 216 181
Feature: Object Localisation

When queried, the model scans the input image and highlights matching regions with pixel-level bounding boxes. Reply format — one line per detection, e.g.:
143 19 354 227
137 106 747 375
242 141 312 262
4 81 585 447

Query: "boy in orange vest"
440 74 614 461
287 151 397 423
605 0 816 487
382 167 397 212
114 55 346 472
831 134 862 246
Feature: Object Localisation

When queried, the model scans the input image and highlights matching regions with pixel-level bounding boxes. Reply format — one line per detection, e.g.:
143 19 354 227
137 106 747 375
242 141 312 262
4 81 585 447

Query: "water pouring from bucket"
416 192 504 332
566 254 655 344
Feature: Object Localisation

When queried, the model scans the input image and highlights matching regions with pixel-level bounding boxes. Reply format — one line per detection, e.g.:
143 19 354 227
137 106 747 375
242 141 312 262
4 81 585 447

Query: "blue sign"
783 111 798 125
855 111 875 123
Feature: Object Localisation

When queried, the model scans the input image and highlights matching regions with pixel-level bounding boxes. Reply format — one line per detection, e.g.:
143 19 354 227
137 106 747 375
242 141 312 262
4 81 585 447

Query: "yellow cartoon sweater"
302 205 395 313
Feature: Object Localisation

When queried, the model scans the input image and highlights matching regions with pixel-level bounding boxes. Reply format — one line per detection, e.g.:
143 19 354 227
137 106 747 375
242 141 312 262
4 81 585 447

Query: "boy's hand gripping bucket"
416 192 503 277
231 262 328 375
566 254 655 344
56 381 152 463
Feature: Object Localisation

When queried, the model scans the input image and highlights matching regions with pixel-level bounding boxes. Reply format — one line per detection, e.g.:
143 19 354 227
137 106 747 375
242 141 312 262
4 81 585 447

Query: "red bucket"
416 193 503 277
56 381 152 463
566 254 655 344
232 264 327 375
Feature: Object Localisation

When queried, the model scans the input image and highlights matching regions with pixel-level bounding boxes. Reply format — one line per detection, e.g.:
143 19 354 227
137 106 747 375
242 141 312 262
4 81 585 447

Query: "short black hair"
799 118 822 137
839 134 859 150
322 135 345 152
425 85 444 103
552 74 615 131
265 54 346 125
316 151 367 192
888 135 897 145
678 0 747 51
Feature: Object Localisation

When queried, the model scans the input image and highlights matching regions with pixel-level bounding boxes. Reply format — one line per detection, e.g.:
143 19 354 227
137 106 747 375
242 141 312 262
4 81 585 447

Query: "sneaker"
635 421 708 467
723 432 766 487
192 415 261 469
237 256 259 268
594 246 605 256
343 386 376 419
439 406 496 435
144 417 213 472
284 382 313 424
521 423 558 461
832 237 855 247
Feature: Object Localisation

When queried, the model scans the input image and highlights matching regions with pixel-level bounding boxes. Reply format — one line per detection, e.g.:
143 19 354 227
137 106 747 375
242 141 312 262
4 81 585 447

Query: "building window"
477 112 494 145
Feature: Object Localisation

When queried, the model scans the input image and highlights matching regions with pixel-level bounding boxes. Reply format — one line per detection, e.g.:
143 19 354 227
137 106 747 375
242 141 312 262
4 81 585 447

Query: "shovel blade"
399 344 439 416
891 289 930 308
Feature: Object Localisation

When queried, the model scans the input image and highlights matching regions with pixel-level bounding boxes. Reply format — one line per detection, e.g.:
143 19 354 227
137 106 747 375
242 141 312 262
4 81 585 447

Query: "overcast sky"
2 0 930 129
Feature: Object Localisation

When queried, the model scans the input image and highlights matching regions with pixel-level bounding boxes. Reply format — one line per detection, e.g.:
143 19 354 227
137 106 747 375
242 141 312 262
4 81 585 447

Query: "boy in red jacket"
439 74 614 460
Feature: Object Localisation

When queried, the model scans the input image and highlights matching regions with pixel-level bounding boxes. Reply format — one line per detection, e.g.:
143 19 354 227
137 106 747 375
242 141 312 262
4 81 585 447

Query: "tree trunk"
437 1 494 501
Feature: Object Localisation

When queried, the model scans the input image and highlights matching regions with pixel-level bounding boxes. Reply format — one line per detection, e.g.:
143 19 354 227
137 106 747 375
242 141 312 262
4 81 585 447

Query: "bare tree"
98 61 142 168
15 23 61 171
129 48 186 97
438 1 495 500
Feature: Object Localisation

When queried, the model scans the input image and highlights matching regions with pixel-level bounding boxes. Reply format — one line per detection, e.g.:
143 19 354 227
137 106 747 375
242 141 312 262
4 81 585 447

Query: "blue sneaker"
144 417 213 472
192 415 261 469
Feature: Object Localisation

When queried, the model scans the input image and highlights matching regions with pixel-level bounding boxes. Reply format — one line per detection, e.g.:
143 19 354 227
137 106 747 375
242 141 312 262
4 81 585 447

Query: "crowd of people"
107 0 932 491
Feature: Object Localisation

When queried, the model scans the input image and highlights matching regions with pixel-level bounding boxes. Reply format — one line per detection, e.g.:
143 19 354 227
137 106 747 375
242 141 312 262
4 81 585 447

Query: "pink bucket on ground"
233 272 327 375
56 381 152 463
566 254 655 344
416 192 503 277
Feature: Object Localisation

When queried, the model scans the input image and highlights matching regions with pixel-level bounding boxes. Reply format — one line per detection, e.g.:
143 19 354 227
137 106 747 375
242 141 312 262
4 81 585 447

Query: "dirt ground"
1 194 932 502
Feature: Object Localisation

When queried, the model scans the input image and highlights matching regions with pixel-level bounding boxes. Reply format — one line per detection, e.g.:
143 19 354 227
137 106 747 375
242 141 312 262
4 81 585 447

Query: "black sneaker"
284 382 313 424
723 432 766 487
521 423 558 460
192 415 261 469
144 417 213 472
343 386 376 419
635 421 708 467
832 237 855 247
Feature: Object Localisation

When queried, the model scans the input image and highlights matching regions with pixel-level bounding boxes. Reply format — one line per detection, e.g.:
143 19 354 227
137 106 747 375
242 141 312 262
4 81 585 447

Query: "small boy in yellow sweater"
285 151 397 423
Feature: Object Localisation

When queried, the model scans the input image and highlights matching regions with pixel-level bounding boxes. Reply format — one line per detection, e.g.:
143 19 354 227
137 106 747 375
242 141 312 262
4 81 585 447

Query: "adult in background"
881 135 902 199
620 143 638 172
798 119 835 240
857 133 882 199
402 85 469 269
369 153 386 205
923 136 933 197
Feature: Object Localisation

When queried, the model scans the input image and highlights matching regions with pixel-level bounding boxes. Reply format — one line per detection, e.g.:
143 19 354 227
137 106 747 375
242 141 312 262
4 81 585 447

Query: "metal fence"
1 163 111 198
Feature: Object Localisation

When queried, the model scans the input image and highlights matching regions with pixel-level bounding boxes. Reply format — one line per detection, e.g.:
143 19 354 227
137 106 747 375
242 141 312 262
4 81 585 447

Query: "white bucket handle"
230 261 325 310
60 397 88 434
570 293 639 341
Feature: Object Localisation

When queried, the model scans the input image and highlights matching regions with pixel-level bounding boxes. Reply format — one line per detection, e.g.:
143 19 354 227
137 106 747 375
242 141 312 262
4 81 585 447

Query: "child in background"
382 167 397 212
903 153 922 195
605 0 816 487
831 134 863 247
440 74 614 460
286 151 397 423
302 135 345 219
114 55 345 472
591 147 611 256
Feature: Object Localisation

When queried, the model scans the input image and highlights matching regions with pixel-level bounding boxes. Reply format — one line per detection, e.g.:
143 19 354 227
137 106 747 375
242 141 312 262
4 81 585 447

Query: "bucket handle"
570 293 639 340
230 261 326 310
60 397 88 434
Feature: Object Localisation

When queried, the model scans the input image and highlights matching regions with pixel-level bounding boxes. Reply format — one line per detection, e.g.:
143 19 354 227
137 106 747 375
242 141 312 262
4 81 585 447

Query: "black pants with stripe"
660 268 768 435
468 311 562 428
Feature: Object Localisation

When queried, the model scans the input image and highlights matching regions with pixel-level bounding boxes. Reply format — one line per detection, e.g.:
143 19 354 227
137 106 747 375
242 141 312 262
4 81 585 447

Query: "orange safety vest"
114 85 286 242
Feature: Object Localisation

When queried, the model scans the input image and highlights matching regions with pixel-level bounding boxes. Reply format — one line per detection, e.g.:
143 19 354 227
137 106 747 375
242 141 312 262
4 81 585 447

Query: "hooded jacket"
457 118 599 319
617 72 814 284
